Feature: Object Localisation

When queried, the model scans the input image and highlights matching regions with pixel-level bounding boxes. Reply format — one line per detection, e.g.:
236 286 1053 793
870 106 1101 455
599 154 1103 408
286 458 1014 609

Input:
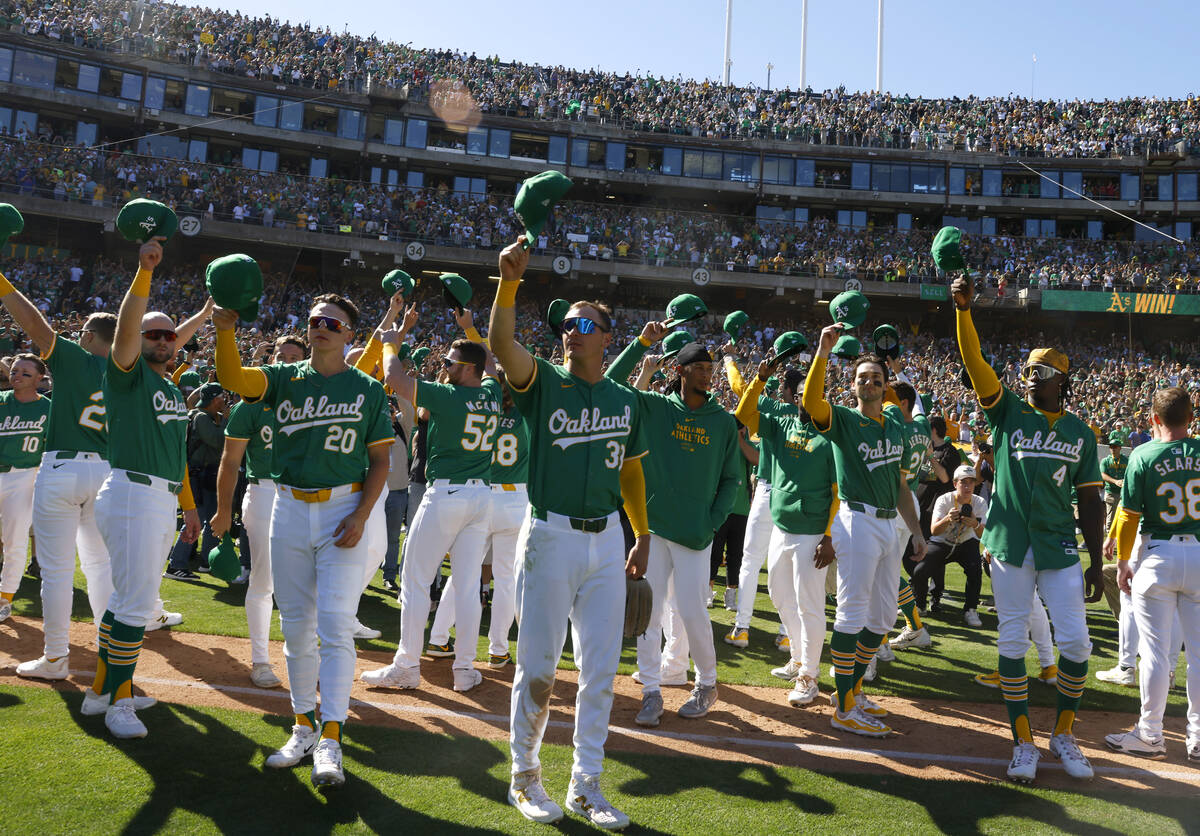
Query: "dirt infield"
2 615 1197 795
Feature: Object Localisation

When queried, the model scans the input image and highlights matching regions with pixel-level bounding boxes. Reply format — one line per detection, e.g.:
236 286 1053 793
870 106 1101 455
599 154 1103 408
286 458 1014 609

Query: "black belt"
846 501 898 519
532 507 608 533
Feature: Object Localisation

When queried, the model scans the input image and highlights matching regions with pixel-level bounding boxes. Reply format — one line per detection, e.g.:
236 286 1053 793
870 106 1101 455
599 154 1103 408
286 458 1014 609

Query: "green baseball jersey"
758 411 835 535
884 403 932 492
255 362 392 489
820 405 905 510
491 405 531 485
0 390 50 468
1101 453 1128 497
224 399 275 481
103 354 189 482
981 386 1102 569
1120 438 1200 540
416 377 502 483
42 334 108 455
756 396 799 483
510 357 648 519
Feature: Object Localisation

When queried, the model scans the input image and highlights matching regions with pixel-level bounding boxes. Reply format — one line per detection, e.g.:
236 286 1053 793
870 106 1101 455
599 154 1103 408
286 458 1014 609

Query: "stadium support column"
723 0 733 86
875 0 884 92
799 0 808 90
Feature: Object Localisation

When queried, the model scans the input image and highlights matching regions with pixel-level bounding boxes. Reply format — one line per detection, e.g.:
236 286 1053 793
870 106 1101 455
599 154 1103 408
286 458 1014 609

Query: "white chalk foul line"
57 669 1200 783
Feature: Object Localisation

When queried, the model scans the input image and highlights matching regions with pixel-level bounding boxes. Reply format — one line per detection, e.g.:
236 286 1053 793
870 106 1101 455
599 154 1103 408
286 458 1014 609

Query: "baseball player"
953 272 1104 783
1105 387 1199 761
802 324 927 738
85 238 201 739
359 306 499 693
604 331 743 726
210 335 307 688
213 292 393 789
0 354 50 620
489 238 649 830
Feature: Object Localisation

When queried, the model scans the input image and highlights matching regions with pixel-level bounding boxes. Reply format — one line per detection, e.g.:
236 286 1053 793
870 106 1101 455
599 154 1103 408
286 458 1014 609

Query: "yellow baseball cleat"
724 627 749 648
1036 665 1058 685
975 670 1001 688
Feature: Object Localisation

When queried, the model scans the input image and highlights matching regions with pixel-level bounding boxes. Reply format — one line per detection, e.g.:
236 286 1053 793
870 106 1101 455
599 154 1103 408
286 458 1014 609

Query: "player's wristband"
131 267 153 297
0 271 14 296
382 342 398 359
637 335 652 347
496 279 520 307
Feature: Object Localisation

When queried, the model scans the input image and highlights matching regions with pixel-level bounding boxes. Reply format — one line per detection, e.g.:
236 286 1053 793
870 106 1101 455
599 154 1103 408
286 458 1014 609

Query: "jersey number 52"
462 413 498 451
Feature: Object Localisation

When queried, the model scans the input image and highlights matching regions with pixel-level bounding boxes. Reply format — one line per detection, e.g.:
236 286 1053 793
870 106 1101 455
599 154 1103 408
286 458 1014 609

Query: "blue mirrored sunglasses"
561 316 606 335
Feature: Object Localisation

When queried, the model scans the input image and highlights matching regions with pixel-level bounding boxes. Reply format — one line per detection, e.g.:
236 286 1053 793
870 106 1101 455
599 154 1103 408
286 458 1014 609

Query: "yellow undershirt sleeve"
801 355 832 429
825 492 839 536
215 328 267 399
355 338 383 378
955 308 1001 404
0 271 14 295
735 376 766 435
1114 507 1141 563
620 457 649 537
171 361 190 385
723 356 746 399
179 470 196 512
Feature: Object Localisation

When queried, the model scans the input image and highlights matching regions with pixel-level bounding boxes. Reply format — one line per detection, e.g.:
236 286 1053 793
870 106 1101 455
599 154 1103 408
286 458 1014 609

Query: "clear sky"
210 0 1199 101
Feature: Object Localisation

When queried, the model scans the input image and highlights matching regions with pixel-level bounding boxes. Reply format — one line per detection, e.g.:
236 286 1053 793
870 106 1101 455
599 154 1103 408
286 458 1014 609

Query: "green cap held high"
0 203 24 248
931 226 966 272
723 310 749 343
661 330 695 361
382 269 415 298
773 331 808 364
829 290 869 328
116 198 179 243
833 334 862 360
515 170 572 249
206 254 263 322
439 273 472 313
663 293 707 328
547 298 570 338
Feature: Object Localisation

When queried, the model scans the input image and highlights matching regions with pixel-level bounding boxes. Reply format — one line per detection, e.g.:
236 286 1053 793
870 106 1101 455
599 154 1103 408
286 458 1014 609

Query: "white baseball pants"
241 480 275 666
394 482 491 672
1113 538 1184 671
360 488 388 591
1029 589 1056 668
831 506 903 636
659 594 693 680
510 509 623 781
96 472 178 628
734 479 775 630
270 486 373 724
991 548 1092 663
637 535 716 691
768 529 828 679
0 467 38 595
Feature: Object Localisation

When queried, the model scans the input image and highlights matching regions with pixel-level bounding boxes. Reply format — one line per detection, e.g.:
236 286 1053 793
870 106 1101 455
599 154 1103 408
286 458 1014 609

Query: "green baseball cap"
116 198 178 243
765 376 780 394
0 203 24 248
398 342 412 362
723 310 749 343
411 346 431 367
772 331 808 364
205 254 263 322
438 273 472 313
873 324 901 358
382 269 415 298
931 226 965 272
832 334 862 360
661 330 695 361
663 293 707 328
515 170 572 249
547 298 570 338
829 290 870 328
207 533 242 583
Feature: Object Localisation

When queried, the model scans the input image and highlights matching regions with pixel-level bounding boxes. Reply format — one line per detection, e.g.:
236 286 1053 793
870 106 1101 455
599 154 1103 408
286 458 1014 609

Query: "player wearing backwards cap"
209 334 306 689
489 238 650 830
0 354 49 621
604 329 743 726
953 272 1104 783
735 359 837 707
85 238 201 739
1105 387 1200 761
213 292 392 789
803 325 927 738
360 305 500 693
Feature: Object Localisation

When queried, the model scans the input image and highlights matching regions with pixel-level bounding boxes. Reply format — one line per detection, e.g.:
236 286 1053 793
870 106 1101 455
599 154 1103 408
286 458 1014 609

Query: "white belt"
430 478 487 488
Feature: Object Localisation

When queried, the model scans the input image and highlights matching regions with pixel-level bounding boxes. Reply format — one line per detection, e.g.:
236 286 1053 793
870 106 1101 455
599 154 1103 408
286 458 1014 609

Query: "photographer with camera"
906 465 988 625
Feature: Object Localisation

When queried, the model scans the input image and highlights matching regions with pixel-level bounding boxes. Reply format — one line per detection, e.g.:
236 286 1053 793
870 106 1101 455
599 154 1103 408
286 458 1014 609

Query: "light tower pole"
799 0 808 90
723 0 733 86
875 0 884 92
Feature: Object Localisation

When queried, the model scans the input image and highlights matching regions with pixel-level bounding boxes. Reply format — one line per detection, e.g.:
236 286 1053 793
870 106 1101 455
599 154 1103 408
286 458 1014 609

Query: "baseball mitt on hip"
624 577 653 638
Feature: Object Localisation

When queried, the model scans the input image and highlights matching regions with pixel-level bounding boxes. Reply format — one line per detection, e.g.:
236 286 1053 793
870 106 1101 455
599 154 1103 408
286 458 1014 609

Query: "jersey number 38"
1156 478 1200 524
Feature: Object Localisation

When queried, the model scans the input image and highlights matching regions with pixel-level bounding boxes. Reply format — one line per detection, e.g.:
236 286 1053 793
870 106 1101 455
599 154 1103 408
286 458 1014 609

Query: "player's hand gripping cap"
207 533 242 583
723 310 750 343
439 273 472 313
410 346 431 368
116 198 179 244
872 324 901 358
663 293 707 328
546 298 571 338
624 577 653 638
514 170 573 249
661 330 696 361
205 254 264 322
0 203 24 248
829 290 870 328
931 225 966 272
832 333 863 360
382 269 415 298
772 331 808 364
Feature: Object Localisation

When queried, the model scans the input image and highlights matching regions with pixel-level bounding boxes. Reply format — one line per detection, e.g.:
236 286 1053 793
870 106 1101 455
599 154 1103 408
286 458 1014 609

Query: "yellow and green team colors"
1101 451 1128 497
254 362 392 490
104 354 189 482
43 335 108 454
224 400 275 481
511 358 647 520
0 389 50 468
820 405 905 510
491 405 531 485
416 377 502 483
886 403 931 491
756 396 799 483
982 387 1102 569
758 412 835 535
1120 437 1200 539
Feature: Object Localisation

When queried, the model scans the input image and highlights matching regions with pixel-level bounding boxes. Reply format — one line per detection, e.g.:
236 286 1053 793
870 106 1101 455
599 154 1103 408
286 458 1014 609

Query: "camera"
961 504 973 517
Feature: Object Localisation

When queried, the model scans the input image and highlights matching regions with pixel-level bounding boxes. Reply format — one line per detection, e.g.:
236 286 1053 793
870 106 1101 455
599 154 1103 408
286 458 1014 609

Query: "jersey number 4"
1156 479 1200 524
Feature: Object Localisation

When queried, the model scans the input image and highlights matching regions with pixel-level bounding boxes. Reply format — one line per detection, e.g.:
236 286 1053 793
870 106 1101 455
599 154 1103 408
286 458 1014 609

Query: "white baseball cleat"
565 774 630 831
1095 665 1137 687
0 599 12 622
634 692 664 728
16 655 70 680
771 659 802 681
82 690 156 716
1049 733 1094 779
787 676 820 706
452 667 483 693
1187 737 1199 762
265 725 319 768
875 642 895 663
509 767 563 824
963 609 982 628
631 669 688 686
678 684 717 719
1104 727 1166 759
105 698 148 739
250 663 282 689
890 625 931 649
1007 741 1040 782
862 656 878 683
311 738 345 788
352 620 382 640
360 663 420 689
145 610 183 632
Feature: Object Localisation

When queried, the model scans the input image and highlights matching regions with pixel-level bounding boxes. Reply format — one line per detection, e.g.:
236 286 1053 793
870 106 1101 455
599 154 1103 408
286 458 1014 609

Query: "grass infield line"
64 668 1200 784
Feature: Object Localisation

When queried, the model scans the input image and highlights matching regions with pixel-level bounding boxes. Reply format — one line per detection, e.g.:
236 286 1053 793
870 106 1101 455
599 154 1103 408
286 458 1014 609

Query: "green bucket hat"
829 290 870 328
547 298 570 338
205 254 263 322
723 310 749 343
872 324 901 358
411 346 431 368
663 293 707 328
661 330 695 361
0 203 24 248
116 198 178 243
772 331 808 364
515 170 573 249
931 226 965 272
832 334 863 360
207 533 242 583
382 269 415 298
438 273 472 313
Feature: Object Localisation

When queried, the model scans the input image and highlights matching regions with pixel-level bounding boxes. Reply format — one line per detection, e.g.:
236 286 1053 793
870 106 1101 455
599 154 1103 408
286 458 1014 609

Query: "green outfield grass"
0 685 1193 836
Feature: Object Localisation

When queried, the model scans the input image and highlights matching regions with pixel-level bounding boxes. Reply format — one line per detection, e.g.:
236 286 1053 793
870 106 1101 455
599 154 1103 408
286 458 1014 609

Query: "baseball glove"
624 577 653 638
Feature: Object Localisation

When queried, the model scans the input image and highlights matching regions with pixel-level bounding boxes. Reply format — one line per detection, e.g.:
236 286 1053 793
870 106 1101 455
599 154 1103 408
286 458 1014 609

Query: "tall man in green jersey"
605 334 743 726
1105 387 1200 761
214 292 393 789
88 238 201 740
490 238 651 831
953 271 1105 783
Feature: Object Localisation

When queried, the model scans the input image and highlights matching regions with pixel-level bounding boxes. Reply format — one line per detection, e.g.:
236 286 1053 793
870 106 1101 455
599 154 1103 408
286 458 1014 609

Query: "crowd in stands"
2 0 1199 157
